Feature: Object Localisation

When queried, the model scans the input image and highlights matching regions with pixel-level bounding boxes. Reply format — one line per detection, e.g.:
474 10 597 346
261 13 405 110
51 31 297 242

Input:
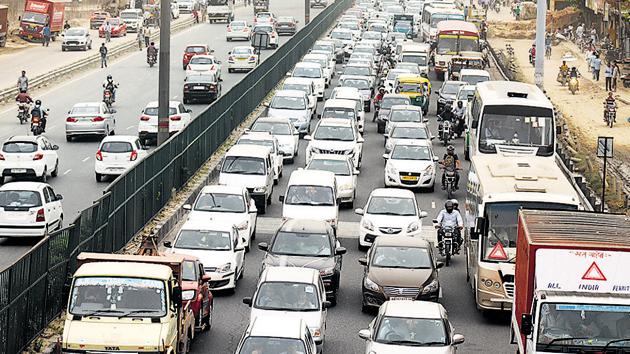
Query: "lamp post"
157 0 171 146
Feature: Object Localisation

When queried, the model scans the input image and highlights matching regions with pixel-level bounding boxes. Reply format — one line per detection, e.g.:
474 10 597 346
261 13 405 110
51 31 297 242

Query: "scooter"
568 76 579 94
103 89 114 108
17 103 30 124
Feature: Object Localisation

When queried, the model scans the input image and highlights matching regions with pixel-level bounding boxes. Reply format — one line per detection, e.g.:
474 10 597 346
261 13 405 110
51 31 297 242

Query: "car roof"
318 118 354 127
247 316 306 339
383 93 410 99
225 144 271 158
391 122 428 129
460 68 490 75
391 139 431 148
369 187 415 198
332 87 361 96
261 266 320 284
323 98 357 108
284 77 313 85
6 135 40 143
232 45 254 50
180 218 236 232
390 104 422 111
374 235 430 248
288 169 336 186
254 117 292 124
199 184 245 195
295 61 323 68
0 181 48 191
382 300 444 319
309 154 351 163
274 90 307 98
304 53 328 59
280 218 332 234
100 135 138 144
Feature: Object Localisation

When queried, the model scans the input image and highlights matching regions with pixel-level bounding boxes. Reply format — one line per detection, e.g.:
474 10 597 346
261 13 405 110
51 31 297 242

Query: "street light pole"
157 0 171 146
305 0 310 25
534 0 547 88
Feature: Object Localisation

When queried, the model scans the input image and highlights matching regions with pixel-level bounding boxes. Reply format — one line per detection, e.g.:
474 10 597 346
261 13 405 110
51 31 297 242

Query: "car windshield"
338 22 359 30
239 337 307 354
144 107 177 116
69 277 167 317
391 110 421 122
372 246 432 269
442 82 463 95
391 126 428 139
270 231 332 256
2 142 37 153
391 144 432 160
0 190 42 208
381 97 411 109
461 74 488 85
194 192 246 213
174 229 232 251
232 47 252 55
182 261 197 281
375 316 447 346
341 79 370 90
222 156 265 175
186 46 207 53
71 106 100 115
100 141 133 153
395 22 412 30
238 138 276 153
397 83 423 93
120 12 139 19
293 67 322 78
331 31 353 40
367 196 416 216
186 75 215 83
285 185 335 206
254 282 320 311
343 66 370 76
387 70 411 80
479 107 554 155
283 83 309 94
65 28 86 36
251 121 291 135
314 125 354 141
190 57 213 65
458 88 475 100
271 96 306 110
308 159 351 176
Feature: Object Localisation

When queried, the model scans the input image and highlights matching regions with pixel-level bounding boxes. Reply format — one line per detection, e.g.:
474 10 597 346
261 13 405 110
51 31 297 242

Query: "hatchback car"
359 300 464 352
355 188 428 250
94 135 148 182
305 118 363 168
385 105 426 136
383 140 438 191
306 154 358 207
98 18 126 37
182 44 211 70
267 90 312 136
227 46 258 72
250 117 299 163
61 27 92 51
183 72 221 104
0 136 59 184
359 237 443 311
235 317 317 354
226 20 252 41
138 101 192 145
0 182 63 237
237 132 283 183
276 16 298 35
375 94 411 134
291 62 326 100
65 102 116 141
185 55 222 81
384 122 432 153
258 219 346 304
251 24 279 49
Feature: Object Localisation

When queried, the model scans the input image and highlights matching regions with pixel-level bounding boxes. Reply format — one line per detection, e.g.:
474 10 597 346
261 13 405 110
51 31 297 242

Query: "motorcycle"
438 118 453 146
604 107 616 128
452 113 465 138
17 103 30 124
568 76 579 94
442 168 458 198
148 53 157 67
31 115 44 136
103 89 114 108
434 221 459 266
557 70 568 86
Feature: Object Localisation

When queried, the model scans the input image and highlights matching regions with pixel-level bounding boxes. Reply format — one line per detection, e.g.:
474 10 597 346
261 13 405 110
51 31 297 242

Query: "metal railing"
0 1 351 352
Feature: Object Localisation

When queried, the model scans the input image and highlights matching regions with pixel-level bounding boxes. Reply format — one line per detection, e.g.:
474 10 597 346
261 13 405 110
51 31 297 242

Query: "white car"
226 20 252 41
306 154 358 207
94 135 148 182
302 53 332 86
459 68 491 86
178 0 194 13
183 184 257 251
185 55 223 81
119 9 143 32
254 11 276 25
267 90 312 136
384 122 433 153
359 300 465 353
251 24 279 49
227 46 258 72
61 27 92 51
337 75 373 112
383 140 438 190
250 117 299 163
235 317 317 354
309 50 336 77
166 220 245 292
305 118 364 168
291 62 326 100
0 182 63 237
282 77 317 115
385 105 426 136
355 188 428 250
329 87 366 132
243 266 330 349
0 135 59 184
383 68 413 92
65 101 116 141
138 101 192 145
455 84 476 111
329 28 356 57
237 132 283 183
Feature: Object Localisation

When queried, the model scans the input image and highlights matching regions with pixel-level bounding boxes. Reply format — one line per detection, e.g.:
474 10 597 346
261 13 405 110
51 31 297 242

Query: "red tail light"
242 27 248 32
0 153 4 161
66 117 78 122
91 116 105 122
227 27 232 32
104 91 111 97
209 84 217 93
36 208 45 222
96 150 103 161
170 115 182 121
130 150 138 161
183 84 190 92
33 153 43 161
249 56 256 61
140 115 151 121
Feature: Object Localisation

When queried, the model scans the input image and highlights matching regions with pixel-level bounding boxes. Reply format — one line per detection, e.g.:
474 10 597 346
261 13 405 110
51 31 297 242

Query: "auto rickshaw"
394 74 431 115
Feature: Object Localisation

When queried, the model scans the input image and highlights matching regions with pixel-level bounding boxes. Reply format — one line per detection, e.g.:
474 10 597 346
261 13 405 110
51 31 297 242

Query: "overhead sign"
535 249 630 294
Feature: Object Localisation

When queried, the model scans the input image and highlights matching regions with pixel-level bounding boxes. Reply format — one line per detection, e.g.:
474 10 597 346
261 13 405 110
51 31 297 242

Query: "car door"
43 187 61 228
233 226 245 271
102 103 115 132
245 190 257 238
38 137 57 171
197 261 211 318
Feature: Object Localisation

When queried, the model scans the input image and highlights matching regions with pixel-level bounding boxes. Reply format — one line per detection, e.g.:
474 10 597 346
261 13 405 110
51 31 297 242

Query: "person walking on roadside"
99 43 108 68
136 27 144 50
144 26 151 48
17 71 28 92
612 61 620 92
42 23 51 46
104 21 112 43
604 62 614 91
591 53 602 81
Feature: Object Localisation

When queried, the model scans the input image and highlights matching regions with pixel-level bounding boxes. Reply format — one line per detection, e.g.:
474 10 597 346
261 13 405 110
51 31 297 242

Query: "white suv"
94 136 148 182
291 62 326 101
305 118 363 168
237 132 283 184
138 101 192 145
0 182 63 237
0 136 59 184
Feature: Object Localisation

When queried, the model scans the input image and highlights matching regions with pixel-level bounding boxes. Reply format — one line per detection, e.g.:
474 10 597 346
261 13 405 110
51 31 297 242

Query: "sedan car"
267 90 312 136
359 300 464 352
254 11 276 25
227 46 258 72
355 188 428 250
237 132 283 183
182 44 211 70
383 140 438 191
226 20 252 41
258 219 346 304
183 72 221 103
375 94 411 134
437 80 465 114
185 55 222 81
98 18 127 38
0 182 63 237
0 136 59 184
359 237 443 311
276 16 298 35
250 117 299 163
90 11 110 29
138 101 192 145
94 135 147 182
65 102 116 141
251 24 279 49
384 122 432 153
306 154 358 207
61 27 92 51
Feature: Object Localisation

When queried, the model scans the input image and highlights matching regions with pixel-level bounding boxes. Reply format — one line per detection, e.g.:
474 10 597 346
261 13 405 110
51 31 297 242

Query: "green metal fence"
0 1 350 352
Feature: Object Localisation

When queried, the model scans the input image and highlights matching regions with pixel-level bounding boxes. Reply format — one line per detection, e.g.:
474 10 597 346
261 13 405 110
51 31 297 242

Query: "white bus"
464 154 586 312
464 81 555 160
421 6 463 42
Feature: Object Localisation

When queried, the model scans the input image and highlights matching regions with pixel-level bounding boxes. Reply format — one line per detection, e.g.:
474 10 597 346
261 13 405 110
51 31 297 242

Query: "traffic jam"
3 0 630 353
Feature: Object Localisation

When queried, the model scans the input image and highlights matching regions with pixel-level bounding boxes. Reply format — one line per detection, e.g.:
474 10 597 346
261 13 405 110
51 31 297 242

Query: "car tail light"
35 208 45 222
140 115 151 121
249 56 256 61
183 84 190 92
96 150 103 161
130 150 138 161
209 84 217 93
227 27 232 32
33 153 43 161
0 153 4 161
170 115 182 121
66 117 78 122
91 116 105 122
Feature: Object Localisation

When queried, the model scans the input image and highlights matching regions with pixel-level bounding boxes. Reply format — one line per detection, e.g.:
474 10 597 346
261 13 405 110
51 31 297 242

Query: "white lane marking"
431 201 436 209
126 125 135 130
63 169 72 175
82 156 90 162
173 95 178 99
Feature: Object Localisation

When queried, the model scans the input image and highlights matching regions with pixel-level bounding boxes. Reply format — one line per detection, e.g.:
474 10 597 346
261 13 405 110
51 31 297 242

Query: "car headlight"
364 277 380 292
310 327 322 339
407 221 420 233
387 164 397 175
320 267 335 276
421 279 439 295
236 220 249 231
340 182 353 191
361 219 374 231
253 186 267 193
424 164 434 174
181 290 196 301
217 263 232 273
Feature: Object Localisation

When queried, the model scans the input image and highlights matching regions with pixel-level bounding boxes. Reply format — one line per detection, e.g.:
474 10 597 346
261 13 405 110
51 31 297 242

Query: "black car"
436 80 465 114
258 219 346 305
276 16 298 35
183 72 221 104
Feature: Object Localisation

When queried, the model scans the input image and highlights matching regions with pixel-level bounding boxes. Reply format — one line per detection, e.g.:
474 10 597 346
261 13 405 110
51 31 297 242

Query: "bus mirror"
521 314 533 336
470 227 479 240
475 217 486 236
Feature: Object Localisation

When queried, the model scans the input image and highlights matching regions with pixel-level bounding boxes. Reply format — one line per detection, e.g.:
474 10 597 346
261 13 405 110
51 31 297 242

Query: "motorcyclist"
569 66 580 78
603 91 617 122
147 42 158 63
435 200 464 252
102 74 118 102
30 99 48 131
558 61 569 82
528 43 536 64
15 89 33 104
373 87 385 121
450 100 466 135
439 145 461 190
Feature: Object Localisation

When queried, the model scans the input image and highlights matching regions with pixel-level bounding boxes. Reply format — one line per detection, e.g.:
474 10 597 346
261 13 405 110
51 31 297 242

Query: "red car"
182 44 211 70
90 11 111 30
98 17 127 38
180 254 214 332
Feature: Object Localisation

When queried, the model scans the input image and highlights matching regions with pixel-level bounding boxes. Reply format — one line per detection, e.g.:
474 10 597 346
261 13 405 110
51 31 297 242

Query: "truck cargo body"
511 210 630 353
19 0 65 41
0 5 8 47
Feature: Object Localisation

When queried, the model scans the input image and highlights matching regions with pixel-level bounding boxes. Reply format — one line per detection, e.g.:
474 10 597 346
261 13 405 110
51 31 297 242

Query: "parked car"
276 16 298 35
182 44 211 70
89 11 110 30
183 72 221 104
234 317 317 354
181 255 214 332
94 135 148 182
0 136 59 184
98 18 127 38
61 27 92 51
227 46 258 73
138 101 192 145
0 182 63 237
226 20 252 41
65 102 116 141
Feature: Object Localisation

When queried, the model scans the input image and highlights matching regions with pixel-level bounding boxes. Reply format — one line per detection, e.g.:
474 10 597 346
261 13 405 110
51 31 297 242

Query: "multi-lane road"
0 2 327 270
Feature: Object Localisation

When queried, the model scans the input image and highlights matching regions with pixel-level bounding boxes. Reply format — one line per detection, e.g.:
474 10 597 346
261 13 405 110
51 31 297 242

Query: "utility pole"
597 136 614 213
304 0 310 25
534 0 547 88
157 0 171 146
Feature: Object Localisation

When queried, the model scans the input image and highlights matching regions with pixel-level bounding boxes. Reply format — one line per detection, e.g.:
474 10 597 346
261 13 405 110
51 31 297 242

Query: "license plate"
11 169 27 173
193 86 206 90
237 58 247 60
400 176 418 181
390 297 413 301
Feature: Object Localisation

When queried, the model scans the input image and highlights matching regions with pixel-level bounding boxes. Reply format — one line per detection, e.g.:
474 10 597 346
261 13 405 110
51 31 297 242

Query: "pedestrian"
612 61 620 91
604 62 613 91
144 26 151 48
104 21 112 43
591 53 601 81
17 70 28 92
514 3 520 20
99 43 108 68
42 23 51 46
137 27 143 50
63 20 71 31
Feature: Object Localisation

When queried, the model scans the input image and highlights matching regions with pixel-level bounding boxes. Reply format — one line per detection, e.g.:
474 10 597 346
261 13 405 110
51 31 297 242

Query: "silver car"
65 102 116 141
61 27 92 51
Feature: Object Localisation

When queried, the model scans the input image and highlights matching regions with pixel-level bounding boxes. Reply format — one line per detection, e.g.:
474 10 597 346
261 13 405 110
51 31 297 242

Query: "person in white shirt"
435 200 463 251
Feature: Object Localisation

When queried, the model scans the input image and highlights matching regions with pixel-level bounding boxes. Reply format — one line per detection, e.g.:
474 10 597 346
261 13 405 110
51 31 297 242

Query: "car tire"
266 193 272 205
273 178 278 185
95 173 103 182
358 240 369 252
0 176 4 184
51 161 59 177
66 135 72 142
40 168 47 183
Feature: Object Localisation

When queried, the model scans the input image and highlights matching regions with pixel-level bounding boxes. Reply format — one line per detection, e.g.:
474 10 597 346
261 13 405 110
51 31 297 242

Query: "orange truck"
19 0 66 41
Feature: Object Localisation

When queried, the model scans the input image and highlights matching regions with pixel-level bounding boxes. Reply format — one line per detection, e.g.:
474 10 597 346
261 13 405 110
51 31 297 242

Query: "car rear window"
101 142 133 153
190 57 213 65
71 106 100 115
0 191 42 208
144 107 177 116
2 142 37 153
186 46 207 53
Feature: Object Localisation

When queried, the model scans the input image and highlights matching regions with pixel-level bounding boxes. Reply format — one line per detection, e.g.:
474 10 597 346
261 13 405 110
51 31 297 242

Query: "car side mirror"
52 145 59 150
473 216 486 239
110 108 117 113
258 242 269 251
279 195 285 203
172 286 182 304
419 211 428 218
452 333 465 345
436 261 444 269
382 153 389 159
336 247 347 255
163 241 173 248
353 169 360 175
54 194 63 201
521 314 533 336
183 204 192 210
322 300 332 309
354 208 364 215
201 274 211 283
358 329 371 340
358 257 368 266
433 156 439 162
242 297 253 306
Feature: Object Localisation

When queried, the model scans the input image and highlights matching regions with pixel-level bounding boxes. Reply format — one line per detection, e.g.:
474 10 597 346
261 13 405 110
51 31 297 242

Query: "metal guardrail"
0 18 195 103
0 1 351 353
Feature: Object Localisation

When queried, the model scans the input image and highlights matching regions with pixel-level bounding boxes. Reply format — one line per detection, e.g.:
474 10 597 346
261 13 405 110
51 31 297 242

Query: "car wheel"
40 168 47 183
51 161 59 177
202 304 212 331
95 173 103 182
66 135 72 142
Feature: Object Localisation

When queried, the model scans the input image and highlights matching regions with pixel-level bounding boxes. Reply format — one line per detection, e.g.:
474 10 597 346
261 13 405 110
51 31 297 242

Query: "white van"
219 144 274 214
459 69 491 86
279 169 339 231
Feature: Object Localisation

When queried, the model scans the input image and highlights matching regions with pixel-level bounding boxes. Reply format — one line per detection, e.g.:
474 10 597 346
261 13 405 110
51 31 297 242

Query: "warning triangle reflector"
488 242 508 260
581 262 607 281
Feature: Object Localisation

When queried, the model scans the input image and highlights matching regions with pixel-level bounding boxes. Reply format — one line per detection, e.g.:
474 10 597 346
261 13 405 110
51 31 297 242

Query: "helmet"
20 88 26 93
445 200 454 212
457 100 463 107
35 99 41 105
450 199 459 207
447 145 455 154
107 74 112 80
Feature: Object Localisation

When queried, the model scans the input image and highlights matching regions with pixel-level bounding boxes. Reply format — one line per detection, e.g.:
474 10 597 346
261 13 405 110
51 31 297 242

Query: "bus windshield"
437 35 479 54
478 106 555 156
431 13 464 28
481 202 578 263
